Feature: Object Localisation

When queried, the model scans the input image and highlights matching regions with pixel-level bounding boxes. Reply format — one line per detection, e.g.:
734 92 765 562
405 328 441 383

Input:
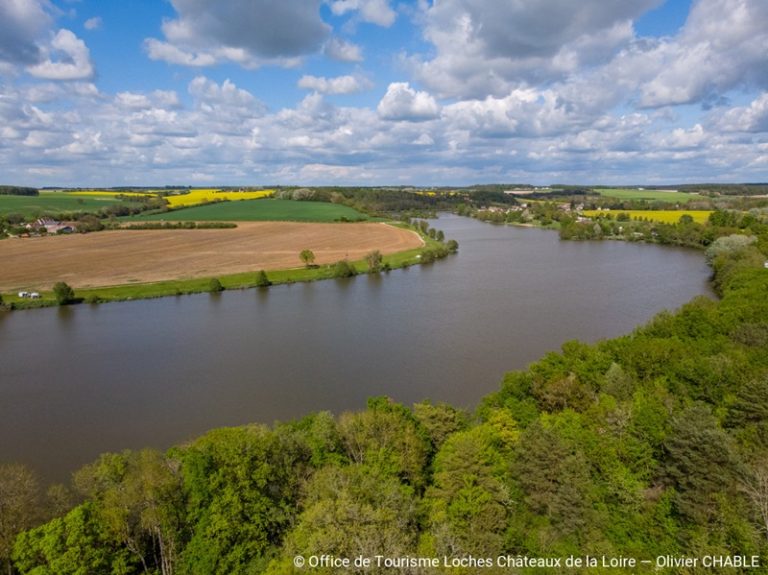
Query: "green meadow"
133 198 374 223
592 188 700 203
0 191 132 218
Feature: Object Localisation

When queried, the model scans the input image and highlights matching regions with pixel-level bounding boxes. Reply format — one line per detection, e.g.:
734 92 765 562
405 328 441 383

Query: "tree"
208 278 224 292
664 404 735 523
12 503 132 575
267 465 418 575
299 249 315 267
53 282 75 305
331 259 356 278
0 464 40 574
704 234 757 264
365 250 383 273
740 456 768 541
254 270 272 287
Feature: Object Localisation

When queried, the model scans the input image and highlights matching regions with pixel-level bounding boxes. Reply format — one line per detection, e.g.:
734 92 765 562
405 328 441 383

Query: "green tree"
53 282 75 305
425 425 511 558
412 401 468 452
299 249 315 268
331 259 356 278
740 455 768 542
365 250 383 273
664 404 736 523
74 449 184 575
254 270 272 287
13 503 133 575
337 401 430 489
208 278 224 292
0 464 40 574
177 426 310 575
515 420 595 538
266 465 418 575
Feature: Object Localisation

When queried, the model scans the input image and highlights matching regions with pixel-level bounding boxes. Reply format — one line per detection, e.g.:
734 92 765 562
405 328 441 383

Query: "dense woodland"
2 221 768 573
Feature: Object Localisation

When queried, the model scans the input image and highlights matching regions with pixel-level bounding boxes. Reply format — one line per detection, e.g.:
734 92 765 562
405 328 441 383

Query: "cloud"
116 90 180 110
377 82 440 121
145 0 330 68
84 17 103 31
329 0 397 27
410 0 660 98
0 0 51 66
715 93 768 133
27 29 94 80
144 38 216 67
324 37 363 62
635 0 768 107
188 76 266 118
298 74 372 94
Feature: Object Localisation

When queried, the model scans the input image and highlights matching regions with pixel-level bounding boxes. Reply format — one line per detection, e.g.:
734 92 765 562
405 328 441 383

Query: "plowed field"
1 222 423 290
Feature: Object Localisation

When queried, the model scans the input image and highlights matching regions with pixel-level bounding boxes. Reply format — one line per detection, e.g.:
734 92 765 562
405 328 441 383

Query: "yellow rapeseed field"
581 210 713 224
64 188 274 208
165 189 274 208
67 190 155 198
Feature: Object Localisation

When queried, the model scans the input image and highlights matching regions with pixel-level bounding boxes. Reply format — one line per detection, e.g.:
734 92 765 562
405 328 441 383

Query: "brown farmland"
1 222 424 290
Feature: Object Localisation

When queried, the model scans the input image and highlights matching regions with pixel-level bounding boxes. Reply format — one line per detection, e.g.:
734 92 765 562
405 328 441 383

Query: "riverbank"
1 227 452 310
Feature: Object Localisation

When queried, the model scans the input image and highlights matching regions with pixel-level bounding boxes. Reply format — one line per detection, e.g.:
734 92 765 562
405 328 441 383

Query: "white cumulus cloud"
377 82 440 121
28 29 95 81
323 37 363 62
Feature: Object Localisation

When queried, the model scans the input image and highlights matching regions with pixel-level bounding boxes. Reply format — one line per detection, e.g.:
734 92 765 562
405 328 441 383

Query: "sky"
1 0 767 187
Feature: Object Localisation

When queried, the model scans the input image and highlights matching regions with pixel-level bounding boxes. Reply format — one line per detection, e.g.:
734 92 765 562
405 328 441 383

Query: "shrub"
255 270 272 287
331 260 357 278
53 282 76 305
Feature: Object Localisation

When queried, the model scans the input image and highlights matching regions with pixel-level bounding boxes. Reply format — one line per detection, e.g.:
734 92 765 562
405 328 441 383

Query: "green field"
133 198 373 222
0 191 133 217
592 188 700 203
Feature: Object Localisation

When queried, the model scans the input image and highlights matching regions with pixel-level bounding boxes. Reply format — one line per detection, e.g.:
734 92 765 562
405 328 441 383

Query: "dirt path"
1 222 423 290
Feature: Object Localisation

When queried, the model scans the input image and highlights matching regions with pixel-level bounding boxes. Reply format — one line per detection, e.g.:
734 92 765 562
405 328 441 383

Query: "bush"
255 270 272 287
365 250 383 273
705 234 757 264
331 260 357 278
208 278 224 292
53 282 75 305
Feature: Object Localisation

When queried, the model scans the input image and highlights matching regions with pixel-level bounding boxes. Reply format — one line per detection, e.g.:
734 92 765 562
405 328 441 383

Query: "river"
0 215 713 481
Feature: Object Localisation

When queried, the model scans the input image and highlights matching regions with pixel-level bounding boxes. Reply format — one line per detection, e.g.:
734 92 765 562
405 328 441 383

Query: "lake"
0 215 713 481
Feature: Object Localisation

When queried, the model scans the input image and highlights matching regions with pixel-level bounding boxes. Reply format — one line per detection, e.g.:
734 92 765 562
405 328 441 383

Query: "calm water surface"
0 215 713 481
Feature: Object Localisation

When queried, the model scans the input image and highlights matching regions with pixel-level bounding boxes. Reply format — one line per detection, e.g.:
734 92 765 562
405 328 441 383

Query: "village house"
26 218 76 234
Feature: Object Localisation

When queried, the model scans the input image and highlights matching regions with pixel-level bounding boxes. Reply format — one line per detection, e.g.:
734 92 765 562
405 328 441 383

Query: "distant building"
27 218 76 234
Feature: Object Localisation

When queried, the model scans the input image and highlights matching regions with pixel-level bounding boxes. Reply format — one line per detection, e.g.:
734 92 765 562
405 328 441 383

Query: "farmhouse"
27 218 76 234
